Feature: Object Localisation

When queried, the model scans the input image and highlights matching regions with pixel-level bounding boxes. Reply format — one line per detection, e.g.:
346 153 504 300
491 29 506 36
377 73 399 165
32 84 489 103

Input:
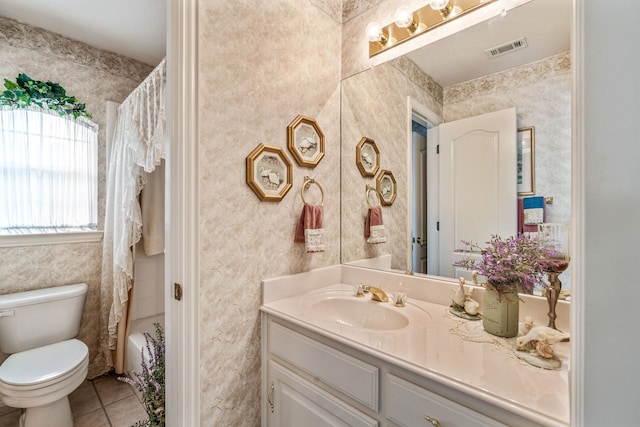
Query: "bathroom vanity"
261 265 570 427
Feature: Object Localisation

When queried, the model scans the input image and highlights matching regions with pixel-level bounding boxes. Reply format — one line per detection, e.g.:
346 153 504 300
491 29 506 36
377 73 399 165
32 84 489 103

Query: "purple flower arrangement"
454 234 561 294
119 322 165 427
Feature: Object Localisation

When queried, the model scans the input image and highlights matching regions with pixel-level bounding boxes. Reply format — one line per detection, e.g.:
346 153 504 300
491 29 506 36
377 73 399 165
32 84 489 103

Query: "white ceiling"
407 0 572 87
0 0 569 85
0 0 166 66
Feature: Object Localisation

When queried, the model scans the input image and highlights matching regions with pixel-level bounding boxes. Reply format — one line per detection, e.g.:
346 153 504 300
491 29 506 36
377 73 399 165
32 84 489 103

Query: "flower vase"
482 289 519 338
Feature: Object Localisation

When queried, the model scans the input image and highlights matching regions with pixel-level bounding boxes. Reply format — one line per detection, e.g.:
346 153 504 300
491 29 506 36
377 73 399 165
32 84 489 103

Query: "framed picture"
517 126 535 196
246 143 293 201
376 170 396 206
355 137 380 177
287 115 325 167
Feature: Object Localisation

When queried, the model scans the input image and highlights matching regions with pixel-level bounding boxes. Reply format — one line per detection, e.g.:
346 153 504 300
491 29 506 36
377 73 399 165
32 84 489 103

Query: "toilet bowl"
0 284 89 427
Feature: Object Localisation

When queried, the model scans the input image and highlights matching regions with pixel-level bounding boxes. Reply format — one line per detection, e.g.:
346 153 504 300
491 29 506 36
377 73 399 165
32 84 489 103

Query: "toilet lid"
0 339 88 386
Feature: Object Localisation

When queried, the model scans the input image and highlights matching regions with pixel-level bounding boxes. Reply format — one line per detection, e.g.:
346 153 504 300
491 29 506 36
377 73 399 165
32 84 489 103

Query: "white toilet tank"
0 283 88 354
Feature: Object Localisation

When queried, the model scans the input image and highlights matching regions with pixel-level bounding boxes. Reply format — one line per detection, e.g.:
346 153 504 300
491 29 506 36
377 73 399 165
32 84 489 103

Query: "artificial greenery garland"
0 73 92 119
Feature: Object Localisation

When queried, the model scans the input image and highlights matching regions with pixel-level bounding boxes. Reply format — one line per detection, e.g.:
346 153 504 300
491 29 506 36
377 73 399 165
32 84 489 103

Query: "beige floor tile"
104 395 147 427
93 372 134 406
73 407 111 427
0 408 21 426
69 381 102 418
0 402 18 417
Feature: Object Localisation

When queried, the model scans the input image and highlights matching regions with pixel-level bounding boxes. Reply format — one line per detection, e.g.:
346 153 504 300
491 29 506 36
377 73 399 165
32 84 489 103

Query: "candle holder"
538 223 570 330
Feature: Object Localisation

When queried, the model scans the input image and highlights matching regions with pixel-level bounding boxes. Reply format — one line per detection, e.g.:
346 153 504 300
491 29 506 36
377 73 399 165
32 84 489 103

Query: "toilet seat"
0 339 88 411
0 339 88 389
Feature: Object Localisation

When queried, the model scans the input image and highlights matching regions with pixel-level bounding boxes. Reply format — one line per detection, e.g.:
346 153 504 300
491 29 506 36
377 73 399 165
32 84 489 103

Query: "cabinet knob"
424 415 442 426
268 382 275 413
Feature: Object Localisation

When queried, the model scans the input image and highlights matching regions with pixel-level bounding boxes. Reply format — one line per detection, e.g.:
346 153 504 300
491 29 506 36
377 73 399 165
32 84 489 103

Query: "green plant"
454 234 562 294
119 323 165 427
0 73 92 119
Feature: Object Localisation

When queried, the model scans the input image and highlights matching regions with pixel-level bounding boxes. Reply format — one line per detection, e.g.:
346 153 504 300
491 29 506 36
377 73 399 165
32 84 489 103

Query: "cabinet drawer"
386 374 506 427
269 321 379 411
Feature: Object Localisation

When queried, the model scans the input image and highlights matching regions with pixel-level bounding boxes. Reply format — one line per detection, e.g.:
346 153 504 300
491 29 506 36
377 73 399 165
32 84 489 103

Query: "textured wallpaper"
0 17 151 378
197 0 342 424
341 58 442 271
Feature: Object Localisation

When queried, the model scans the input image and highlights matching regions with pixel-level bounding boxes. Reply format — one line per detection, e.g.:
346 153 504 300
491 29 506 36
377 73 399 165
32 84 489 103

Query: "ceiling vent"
485 37 528 58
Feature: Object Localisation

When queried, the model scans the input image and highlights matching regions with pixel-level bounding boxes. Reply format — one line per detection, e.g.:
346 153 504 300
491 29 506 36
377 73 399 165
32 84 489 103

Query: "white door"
438 108 517 279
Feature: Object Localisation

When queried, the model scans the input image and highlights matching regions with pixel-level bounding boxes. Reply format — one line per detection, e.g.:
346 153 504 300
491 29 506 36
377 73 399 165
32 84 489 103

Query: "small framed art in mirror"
376 170 396 206
356 137 380 177
517 126 535 196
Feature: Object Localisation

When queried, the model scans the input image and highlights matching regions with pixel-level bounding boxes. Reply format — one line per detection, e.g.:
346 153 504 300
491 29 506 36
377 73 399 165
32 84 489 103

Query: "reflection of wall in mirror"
341 56 442 272
444 51 572 289
342 51 572 290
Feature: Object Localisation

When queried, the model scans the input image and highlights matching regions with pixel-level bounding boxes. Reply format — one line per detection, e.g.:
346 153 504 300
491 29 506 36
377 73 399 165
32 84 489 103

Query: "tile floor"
0 372 147 427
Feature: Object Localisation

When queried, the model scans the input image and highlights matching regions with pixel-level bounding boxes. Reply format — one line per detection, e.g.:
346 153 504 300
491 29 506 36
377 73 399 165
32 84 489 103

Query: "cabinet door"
386 375 506 427
267 361 378 427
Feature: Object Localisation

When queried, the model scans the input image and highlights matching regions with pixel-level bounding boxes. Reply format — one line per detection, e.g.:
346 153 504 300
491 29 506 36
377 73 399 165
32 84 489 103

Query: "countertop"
261 268 570 427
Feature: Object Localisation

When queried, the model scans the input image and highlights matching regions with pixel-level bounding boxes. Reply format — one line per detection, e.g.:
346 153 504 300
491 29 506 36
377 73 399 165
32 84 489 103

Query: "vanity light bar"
368 0 497 57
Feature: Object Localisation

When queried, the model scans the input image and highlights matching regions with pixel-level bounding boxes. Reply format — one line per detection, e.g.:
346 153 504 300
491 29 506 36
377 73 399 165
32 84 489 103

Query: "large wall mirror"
341 0 572 290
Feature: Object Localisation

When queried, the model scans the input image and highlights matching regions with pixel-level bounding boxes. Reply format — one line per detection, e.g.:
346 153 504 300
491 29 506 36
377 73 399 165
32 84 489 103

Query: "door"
438 108 517 279
411 121 428 274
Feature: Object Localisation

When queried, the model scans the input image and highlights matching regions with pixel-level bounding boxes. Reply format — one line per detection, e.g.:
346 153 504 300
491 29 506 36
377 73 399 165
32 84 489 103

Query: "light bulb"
394 6 414 28
429 0 450 10
365 22 387 43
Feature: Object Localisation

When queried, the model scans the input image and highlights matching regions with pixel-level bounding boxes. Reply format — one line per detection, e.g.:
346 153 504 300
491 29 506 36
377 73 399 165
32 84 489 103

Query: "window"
0 107 98 235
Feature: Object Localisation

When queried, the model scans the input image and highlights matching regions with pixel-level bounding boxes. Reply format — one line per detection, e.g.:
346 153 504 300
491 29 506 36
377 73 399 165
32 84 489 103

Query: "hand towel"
364 206 387 244
519 196 545 234
523 196 545 225
294 204 325 253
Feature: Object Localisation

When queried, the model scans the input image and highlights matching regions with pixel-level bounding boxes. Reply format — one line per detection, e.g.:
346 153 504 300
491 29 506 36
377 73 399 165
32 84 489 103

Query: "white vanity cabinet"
268 361 378 427
263 316 512 427
385 374 506 427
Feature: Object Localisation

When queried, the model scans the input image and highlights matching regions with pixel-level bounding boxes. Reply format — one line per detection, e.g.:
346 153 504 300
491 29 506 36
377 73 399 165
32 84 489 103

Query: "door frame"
166 0 200 425
406 97 442 274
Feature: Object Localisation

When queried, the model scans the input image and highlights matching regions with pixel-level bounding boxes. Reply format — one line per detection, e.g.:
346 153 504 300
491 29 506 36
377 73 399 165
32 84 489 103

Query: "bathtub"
127 313 165 376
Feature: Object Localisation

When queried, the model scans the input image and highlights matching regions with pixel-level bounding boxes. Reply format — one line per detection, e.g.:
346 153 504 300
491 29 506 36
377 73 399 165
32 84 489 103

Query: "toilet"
0 283 89 427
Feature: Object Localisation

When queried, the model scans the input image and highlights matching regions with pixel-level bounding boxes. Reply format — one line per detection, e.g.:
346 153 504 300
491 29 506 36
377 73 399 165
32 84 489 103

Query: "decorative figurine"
449 277 481 320
513 324 570 370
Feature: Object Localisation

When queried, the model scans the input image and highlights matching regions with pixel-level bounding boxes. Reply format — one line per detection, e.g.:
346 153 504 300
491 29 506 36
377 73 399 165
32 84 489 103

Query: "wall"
582 1 640 425
197 0 342 424
341 57 442 270
0 17 152 378
130 241 165 321
444 51 572 225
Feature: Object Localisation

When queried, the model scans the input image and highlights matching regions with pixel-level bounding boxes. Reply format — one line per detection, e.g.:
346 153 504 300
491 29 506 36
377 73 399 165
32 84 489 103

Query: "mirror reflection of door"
411 120 428 274
435 107 517 279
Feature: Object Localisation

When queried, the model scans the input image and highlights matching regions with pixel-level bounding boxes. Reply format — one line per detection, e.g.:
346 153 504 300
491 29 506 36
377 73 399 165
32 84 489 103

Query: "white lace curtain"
0 107 98 232
96 58 166 373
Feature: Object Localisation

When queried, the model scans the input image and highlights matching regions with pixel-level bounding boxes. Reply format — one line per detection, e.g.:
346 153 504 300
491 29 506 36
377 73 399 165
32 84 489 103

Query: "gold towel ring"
366 184 382 208
301 176 324 206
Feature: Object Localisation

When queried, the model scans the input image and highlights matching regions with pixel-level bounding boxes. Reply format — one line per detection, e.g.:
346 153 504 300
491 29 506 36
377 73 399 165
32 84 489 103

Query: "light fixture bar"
368 0 497 57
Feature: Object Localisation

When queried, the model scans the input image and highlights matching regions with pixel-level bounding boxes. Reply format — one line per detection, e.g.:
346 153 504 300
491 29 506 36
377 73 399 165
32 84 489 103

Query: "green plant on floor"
0 73 92 119
119 323 165 427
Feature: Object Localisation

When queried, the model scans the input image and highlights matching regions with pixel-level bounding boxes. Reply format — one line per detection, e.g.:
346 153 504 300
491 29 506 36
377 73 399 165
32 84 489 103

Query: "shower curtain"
96 58 166 375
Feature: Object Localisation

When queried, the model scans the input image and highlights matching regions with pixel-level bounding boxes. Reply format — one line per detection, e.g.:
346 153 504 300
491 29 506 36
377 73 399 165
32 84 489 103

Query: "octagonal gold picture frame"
355 137 380 177
246 143 293 202
287 114 325 167
376 169 396 206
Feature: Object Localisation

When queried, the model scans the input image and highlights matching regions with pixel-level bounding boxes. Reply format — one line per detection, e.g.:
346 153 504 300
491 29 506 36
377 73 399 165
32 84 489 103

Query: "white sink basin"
311 297 410 330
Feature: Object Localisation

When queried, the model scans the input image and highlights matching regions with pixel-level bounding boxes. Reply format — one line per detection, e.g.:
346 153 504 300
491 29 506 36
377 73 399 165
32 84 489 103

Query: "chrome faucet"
364 285 389 302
